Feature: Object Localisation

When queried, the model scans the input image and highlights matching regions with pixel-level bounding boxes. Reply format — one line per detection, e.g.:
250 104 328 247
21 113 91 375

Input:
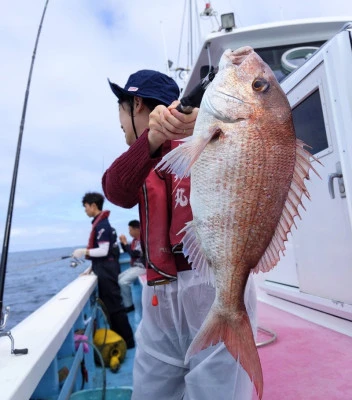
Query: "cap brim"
107 78 130 100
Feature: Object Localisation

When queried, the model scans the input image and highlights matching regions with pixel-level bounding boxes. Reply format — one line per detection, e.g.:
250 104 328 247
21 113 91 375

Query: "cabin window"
256 41 325 82
291 89 328 155
199 42 325 81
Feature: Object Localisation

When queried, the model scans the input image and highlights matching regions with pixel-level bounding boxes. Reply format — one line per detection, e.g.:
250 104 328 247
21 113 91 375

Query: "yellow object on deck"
93 329 127 372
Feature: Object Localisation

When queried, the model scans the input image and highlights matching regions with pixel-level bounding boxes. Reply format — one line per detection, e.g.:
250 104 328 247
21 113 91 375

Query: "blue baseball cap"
108 69 180 106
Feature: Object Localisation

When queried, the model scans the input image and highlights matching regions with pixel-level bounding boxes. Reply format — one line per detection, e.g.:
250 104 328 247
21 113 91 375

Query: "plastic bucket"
69 387 132 400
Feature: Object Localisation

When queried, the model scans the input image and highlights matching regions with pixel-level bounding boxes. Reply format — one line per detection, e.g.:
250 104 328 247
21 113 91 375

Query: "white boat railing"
0 273 98 400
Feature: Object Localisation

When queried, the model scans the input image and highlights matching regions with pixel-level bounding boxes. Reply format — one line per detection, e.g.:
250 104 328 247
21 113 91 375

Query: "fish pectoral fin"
209 127 223 141
179 221 214 285
185 310 263 400
155 133 215 179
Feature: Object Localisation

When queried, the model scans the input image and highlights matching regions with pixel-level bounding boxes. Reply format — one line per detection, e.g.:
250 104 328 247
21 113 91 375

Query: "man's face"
84 203 96 217
128 226 140 239
119 102 136 146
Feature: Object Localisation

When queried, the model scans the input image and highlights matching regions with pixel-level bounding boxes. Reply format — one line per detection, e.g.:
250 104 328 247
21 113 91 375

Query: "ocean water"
2 247 88 330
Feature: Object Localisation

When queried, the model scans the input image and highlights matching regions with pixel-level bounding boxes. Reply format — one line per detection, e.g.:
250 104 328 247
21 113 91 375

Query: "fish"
156 46 319 399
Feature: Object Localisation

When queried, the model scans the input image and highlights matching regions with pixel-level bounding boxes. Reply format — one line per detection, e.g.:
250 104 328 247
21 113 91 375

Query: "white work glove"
72 248 86 258
119 234 128 245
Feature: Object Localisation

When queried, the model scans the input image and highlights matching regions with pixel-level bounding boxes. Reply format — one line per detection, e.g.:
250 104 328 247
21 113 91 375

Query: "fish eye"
252 78 270 92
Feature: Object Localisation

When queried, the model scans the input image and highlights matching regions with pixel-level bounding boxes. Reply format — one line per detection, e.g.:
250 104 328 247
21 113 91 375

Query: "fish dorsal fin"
155 128 221 179
180 221 215 285
253 139 321 273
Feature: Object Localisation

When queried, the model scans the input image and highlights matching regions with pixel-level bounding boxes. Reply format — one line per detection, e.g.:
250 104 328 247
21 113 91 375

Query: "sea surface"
2 247 88 330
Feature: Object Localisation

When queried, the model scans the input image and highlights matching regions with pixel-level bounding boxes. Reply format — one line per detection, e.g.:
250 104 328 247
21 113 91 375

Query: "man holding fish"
102 66 257 399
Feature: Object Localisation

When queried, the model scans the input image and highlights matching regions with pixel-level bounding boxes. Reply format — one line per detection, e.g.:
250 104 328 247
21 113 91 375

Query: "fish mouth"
225 46 254 66
204 93 245 123
216 90 244 103
206 82 247 122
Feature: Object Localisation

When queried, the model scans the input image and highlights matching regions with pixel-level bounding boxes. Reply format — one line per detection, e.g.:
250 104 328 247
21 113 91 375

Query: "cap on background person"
108 69 180 107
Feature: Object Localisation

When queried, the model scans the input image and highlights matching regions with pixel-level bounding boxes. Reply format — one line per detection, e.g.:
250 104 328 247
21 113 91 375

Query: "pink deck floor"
252 302 352 400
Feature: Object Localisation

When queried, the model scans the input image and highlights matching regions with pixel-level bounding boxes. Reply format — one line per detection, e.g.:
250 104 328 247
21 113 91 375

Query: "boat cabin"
184 16 352 326
184 17 352 89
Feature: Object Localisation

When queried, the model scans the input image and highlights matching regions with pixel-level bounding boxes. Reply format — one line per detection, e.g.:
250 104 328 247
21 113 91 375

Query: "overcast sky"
1 0 351 252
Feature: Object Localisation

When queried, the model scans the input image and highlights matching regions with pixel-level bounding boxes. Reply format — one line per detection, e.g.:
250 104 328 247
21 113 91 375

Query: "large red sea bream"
157 46 319 399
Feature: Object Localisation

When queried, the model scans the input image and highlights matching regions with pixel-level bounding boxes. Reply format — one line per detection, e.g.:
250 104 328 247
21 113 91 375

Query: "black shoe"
124 304 135 313
110 311 134 348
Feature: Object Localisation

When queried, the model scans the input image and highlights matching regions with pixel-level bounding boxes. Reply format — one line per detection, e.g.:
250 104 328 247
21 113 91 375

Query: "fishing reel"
0 306 28 355
0 306 9 331
70 257 85 268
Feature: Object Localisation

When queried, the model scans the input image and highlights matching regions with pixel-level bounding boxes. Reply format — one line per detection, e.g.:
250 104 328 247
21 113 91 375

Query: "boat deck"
2 262 350 399
104 279 142 390
253 301 352 399
103 281 352 400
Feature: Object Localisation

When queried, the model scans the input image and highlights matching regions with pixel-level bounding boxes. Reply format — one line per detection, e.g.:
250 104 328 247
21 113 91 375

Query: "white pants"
132 270 257 400
118 266 146 308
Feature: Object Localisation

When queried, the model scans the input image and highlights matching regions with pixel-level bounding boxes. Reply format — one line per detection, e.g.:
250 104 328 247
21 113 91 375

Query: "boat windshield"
256 41 325 82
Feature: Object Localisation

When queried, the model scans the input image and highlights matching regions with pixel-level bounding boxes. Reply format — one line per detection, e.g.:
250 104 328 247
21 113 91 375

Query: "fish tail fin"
185 309 263 400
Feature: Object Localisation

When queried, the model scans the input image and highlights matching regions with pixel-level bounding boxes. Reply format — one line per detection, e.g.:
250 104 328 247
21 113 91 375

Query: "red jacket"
102 129 192 285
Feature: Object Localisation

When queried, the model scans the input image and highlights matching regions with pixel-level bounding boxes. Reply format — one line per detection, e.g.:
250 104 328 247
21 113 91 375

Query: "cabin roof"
183 16 352 94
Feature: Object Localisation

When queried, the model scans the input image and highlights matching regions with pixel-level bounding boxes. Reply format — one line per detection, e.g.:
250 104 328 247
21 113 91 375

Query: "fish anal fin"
185 310 263 400
254 138 321 273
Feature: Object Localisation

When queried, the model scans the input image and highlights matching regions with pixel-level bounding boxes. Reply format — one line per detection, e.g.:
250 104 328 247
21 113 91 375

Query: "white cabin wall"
259 28 352 318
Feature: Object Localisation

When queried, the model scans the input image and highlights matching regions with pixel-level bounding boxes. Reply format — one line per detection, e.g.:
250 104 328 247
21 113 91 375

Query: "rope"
74 339 107 400
256 326 277 348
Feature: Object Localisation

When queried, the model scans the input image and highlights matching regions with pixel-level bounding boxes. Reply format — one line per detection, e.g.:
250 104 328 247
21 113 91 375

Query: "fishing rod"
11 255 84 272
176 67 217 114
0 0 50 347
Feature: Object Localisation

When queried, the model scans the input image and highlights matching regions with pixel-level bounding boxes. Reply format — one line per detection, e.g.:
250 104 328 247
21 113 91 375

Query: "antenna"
168 1 221 89
160 20 170 76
